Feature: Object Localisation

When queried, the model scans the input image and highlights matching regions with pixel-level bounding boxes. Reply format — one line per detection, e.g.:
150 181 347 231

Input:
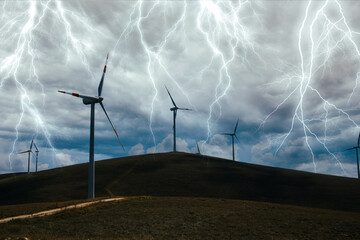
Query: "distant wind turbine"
165 86 191 152
18 139 34 173
344 132 360 179
58 53 125 199
221 119 239 161
196 143 201 155
33 143 39 172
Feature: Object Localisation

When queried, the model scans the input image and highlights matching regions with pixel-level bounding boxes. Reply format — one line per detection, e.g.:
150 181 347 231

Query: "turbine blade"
30 138 33 150
99 102 125 152
18 150 29 154
197 143 200 154
234 119 239 134
358 132 360 147
178 108 192 111
165 85 177 108
235 134 240 143
98 53 109 97
58 90 81 98
221 133 232 136
33 143 38 152
58 91 97 102
344 147 357 151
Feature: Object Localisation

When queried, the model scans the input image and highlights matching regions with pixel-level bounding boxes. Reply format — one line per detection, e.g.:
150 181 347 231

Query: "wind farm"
2 1 360 239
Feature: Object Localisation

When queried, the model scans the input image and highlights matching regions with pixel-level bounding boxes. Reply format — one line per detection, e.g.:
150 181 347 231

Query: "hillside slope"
0 152 359 211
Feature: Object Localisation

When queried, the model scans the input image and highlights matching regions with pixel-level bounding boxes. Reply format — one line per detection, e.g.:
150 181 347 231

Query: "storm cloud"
1 1 360 178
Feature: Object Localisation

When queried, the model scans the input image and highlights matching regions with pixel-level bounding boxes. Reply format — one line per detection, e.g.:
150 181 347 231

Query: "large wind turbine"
58 54 125 199
221 119 239 161
33 143 39 172
165 86 191 152
344 132 360 179
18 139 33 173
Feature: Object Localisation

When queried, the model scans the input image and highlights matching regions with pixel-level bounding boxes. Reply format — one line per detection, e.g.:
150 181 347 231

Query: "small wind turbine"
58 53 125 199
18 139 33 173
33 143 39 172
344 132 360 179
165 86 191 152
196 143 201 155
221 119 239 161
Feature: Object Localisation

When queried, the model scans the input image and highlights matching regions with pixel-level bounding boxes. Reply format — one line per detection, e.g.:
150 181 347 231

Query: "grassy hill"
0 152 359 212
1 197 360 240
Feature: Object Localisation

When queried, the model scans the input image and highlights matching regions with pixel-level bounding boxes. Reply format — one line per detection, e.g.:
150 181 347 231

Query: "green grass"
1 196 359 240
0 152 359 212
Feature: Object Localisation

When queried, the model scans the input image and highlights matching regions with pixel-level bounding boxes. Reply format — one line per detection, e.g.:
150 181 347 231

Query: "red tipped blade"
99 102 125 152
58 90 80 98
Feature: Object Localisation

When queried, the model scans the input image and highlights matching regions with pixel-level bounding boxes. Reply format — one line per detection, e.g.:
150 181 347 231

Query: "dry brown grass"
0 196 359 240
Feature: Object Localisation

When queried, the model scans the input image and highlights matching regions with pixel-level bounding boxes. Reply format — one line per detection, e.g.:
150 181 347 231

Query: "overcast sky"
1 0 360 178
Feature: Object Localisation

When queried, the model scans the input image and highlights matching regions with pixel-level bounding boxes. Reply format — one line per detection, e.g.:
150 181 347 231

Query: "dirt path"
0 197 125 224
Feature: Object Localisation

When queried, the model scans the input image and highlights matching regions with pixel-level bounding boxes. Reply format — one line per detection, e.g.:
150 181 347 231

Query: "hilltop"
0 152 359 211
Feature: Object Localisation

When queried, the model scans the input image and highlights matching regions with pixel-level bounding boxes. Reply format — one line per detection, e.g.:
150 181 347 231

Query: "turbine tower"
344 132 360 179
18 139 33 173
58 54 125 199
221 119 239 161
33 143 39 172
165 86 191 152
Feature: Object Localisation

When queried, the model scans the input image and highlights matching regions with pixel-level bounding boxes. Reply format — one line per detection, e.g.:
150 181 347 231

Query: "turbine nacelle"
82 96 103 105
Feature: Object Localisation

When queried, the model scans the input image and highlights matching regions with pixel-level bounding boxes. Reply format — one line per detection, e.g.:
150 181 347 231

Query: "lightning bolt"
195 1 262 142
1 1 108 170
3 1 359 177
261 0 360 175
112 0 262 152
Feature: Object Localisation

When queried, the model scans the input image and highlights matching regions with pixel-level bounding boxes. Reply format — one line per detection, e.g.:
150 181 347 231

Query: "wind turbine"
344 132 360 179
58 53 125 199
33 143 39 172
18 139 33 173
196 143 201 155
165 86 191 152
221 119 239 161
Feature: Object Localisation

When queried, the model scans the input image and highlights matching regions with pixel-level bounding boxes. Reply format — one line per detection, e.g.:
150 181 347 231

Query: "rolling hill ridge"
0 152 359 212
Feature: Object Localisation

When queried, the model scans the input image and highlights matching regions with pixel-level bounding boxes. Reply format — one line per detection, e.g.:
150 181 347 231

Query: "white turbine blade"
98 53 109 97
165 85 177 108
234 119 239 134
99 102 125 152
58 90 82 98
58 91 97 101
